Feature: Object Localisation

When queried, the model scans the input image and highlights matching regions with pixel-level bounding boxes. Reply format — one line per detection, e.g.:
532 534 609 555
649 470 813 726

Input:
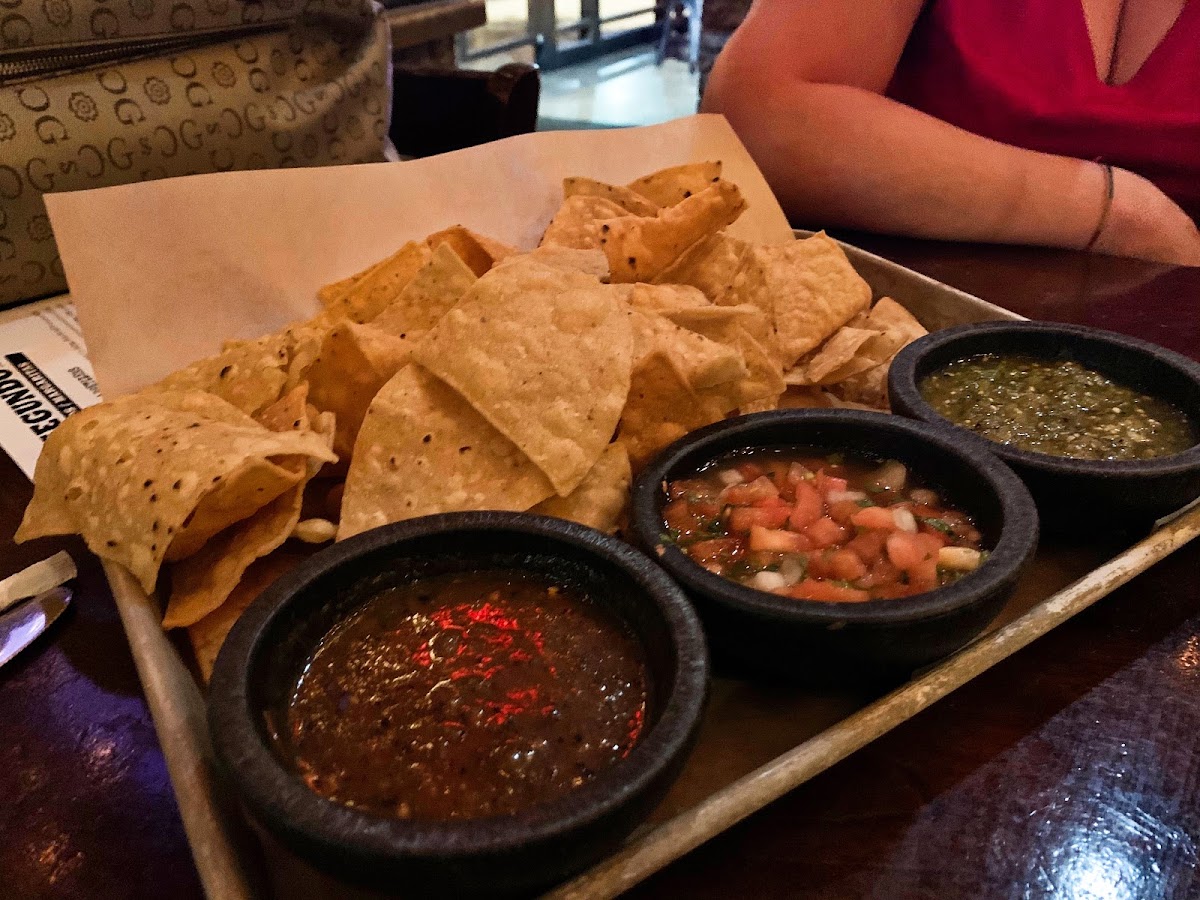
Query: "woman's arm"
701 1 1200 264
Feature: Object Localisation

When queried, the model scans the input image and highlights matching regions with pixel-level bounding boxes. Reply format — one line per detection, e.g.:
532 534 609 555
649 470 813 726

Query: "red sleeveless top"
887 0 1200 220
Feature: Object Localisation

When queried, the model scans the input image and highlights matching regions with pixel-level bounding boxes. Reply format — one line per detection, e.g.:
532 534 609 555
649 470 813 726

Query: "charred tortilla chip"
601 180 747 283
541 195 632 250
626 161 723 207
338 364 555 539
411 257 632 497
16 391 335 593
532 442 631 533
563 177 660 217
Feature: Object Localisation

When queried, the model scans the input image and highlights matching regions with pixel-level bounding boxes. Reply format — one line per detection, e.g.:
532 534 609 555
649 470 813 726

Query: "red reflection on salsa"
662 451 986 601
283 570 647 820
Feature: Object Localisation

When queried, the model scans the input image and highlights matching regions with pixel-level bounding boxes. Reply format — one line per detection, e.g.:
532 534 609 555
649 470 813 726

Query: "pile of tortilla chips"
16 162 926 679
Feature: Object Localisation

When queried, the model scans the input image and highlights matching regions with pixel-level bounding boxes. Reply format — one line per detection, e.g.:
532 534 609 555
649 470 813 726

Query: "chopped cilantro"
919 517 955 534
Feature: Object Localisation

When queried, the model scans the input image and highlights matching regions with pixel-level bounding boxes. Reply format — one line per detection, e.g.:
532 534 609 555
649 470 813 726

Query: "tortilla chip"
628 308 747 390
16 391 336 593
659 302 773 347
540 195 632 250
600 180 747 283
563 177 660 217
338 364 556 539
293 518 337 543
523 246 611 280
426 225 517 278
411 257 633 497
188 546 310 682
304 321 416 462
370 242 478 336
654 232 749 303
829 362 891 409
798 326 882 385
317 255 387 308
728 232 871 367
857 297 928 362
323 241 432 324
625 283 711 314
532 442 631 533
148 332 290 417
162 386 331 628
619 352 717 470
626 161 723 207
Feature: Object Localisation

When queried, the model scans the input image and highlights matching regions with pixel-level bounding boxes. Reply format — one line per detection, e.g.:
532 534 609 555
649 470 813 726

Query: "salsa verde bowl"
629 410 1038 681
888 322 1200 534
207 512 708 897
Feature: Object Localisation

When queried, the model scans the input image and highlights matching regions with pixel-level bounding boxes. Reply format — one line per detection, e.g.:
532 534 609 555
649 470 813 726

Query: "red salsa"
662 450 986 601
282 570 647 820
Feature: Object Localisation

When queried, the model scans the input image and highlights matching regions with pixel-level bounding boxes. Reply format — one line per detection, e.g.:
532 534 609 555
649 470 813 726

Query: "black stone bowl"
630 410 1038 682
888 322 1200 535
207 512 708 897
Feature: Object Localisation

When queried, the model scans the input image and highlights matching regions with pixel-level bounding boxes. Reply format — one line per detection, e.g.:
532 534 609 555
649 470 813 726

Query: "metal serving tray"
101 236 1200 900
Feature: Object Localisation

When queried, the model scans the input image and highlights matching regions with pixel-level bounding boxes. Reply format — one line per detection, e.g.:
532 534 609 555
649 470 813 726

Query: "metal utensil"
0 586 71 668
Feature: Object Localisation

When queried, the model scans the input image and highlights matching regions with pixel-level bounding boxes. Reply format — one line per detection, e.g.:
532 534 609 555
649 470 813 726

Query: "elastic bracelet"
1083 163 1114 252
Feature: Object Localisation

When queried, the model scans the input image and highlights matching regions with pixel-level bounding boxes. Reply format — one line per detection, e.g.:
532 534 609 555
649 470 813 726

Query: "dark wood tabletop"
4 237 1200 900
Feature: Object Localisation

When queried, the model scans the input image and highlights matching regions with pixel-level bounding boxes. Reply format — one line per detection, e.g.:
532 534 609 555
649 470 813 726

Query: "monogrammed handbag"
0 0 392 307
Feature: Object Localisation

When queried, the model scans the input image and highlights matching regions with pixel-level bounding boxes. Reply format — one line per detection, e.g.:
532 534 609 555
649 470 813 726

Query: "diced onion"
751 570 788 592
779 557 806 586
718 468 744 486
938 547 982 571
787 463 814 484
892 507 918 533
827 489 868 504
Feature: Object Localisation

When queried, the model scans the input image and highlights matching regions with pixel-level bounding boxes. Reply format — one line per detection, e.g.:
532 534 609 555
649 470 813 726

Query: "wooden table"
3 238 1199 899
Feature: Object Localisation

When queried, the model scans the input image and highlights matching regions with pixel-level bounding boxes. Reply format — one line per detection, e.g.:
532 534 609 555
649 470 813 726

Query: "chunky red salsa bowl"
630 410 1039 681
207 512 708 897
888 321 1200 535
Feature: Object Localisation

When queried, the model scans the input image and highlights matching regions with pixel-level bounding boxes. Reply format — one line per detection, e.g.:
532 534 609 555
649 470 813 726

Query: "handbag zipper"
0 23 286 85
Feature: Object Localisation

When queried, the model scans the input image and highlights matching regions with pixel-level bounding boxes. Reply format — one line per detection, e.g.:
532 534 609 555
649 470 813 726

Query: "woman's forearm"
704 75 1106 250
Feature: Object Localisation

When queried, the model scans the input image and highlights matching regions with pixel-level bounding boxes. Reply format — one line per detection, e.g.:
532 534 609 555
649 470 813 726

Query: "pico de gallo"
661 450 986 602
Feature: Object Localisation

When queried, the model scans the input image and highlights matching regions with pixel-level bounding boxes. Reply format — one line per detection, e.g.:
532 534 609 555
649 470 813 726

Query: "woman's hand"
1091 168 1200 266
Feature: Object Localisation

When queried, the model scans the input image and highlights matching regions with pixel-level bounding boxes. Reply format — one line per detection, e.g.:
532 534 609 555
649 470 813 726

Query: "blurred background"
390 0 752 130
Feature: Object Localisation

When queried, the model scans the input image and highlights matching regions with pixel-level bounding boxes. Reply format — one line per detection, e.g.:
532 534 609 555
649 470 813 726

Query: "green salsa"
919 353 1195 461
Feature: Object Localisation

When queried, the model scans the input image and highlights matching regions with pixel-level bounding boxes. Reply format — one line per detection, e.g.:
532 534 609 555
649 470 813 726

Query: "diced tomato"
788 481 823 530
857 557 903 589
815 470 849 496
663 499 696 536
735 461 766 481
686 537 745 565
770 468 792 495
806 550 835 579
829 549 868 581
845 529 887 566
787 579 870 602
722 476 778 505
749 526 809 554
851 505 899 531
729 502 790 533
827 499 862 526
805 516 849 549
907 555 940 593
885 531 944 572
